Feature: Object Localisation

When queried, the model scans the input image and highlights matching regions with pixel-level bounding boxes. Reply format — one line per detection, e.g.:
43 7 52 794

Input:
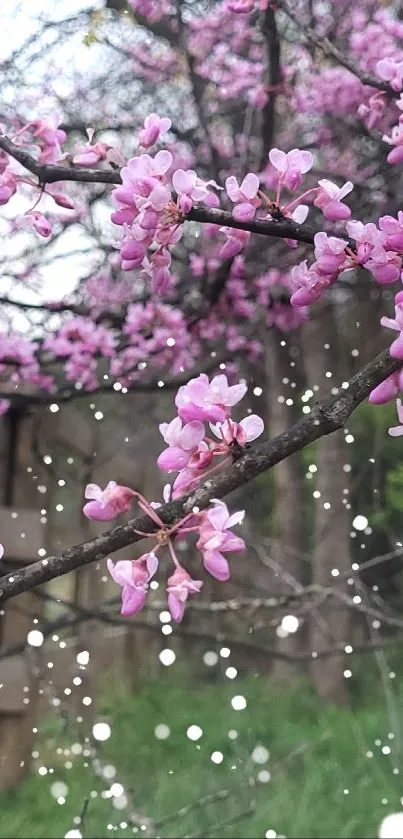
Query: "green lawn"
0 671 401 839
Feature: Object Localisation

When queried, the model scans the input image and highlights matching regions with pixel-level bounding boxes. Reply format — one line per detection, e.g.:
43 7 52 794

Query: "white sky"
0 0 101 59
0 0 110 326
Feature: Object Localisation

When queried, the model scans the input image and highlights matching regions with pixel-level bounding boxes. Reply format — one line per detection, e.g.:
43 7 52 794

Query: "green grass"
0 671 401 839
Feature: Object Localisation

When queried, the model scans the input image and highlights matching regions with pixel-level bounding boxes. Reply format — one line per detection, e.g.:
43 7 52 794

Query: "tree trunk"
264 330 307 678
303 304 352 705
0 408 45 788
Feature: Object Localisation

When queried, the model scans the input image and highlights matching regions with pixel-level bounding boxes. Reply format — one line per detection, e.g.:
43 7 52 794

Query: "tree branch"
0 352 229 406
0 135 319 245
0 135 122 184
186 205 317 245
0 347 399 604
277 0 394 95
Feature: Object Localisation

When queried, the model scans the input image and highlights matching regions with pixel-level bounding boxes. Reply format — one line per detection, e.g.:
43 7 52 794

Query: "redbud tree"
1 0 403 624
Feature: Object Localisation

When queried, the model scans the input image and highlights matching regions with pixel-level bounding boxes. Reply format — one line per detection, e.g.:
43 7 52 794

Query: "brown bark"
303 304 352 704
264 330 307 677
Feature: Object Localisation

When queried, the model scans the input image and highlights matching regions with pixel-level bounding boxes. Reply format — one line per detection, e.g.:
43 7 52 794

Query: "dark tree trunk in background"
0 409 44 788
264 330 307 678
303 303 352 705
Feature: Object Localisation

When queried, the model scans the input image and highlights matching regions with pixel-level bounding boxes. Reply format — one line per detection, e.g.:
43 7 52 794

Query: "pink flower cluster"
111 116 220 294
30 114 66 164
82 373 263 621
221 149 353 257
0 334 51 389
383 95 403 165
225 0 269 14
291 212 403 309
290 233 349 307
127 0 171 23
83 481 136 521
157 372 263 497
113 301 196 381
43 317 116 391
100 491 247 622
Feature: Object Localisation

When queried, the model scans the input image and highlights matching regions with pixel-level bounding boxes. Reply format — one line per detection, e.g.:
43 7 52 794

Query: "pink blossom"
290 261 329 307
376 58 403 92
269 148 313 191
379 213 403 252
31 114 66 163
197 500 245 581
365 247 401 285
226 0 254 11
225 173 260 221
345 220 401 283
157 417 205 471
139 113 172 148
167 566 203 623
172 169 221 213
127 149 173 183
346 220 382 262
358 93 386 130
175 373 247 423
289 204 309 224
73 140 111 167
120 238 147 270
142 249 175 295
51 192 75 210
313 232 348 276
388 399 403 437
381 299 403 358
383 122 403 165
0 172 16 205
0 399 10 416
15 212 52 237
107 553 158 616
83 481 136 521
314 179 353 221
210 415 264 446
171 466 201 498
369 372 403 405
219 227 251 258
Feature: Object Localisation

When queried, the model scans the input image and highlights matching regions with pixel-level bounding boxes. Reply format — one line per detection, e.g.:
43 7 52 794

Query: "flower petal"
179 420 205 451
157 446 191 472
269 148 287 172
168 592 186 623
107 559 135 588
83 500 115 521
121 585 147 616
226 510 245 528
146 552 159 579
225 382 248 406
240 172 259 199
154 149 173 174
239 414 264 441
203 551 230 581
85 482 103 500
